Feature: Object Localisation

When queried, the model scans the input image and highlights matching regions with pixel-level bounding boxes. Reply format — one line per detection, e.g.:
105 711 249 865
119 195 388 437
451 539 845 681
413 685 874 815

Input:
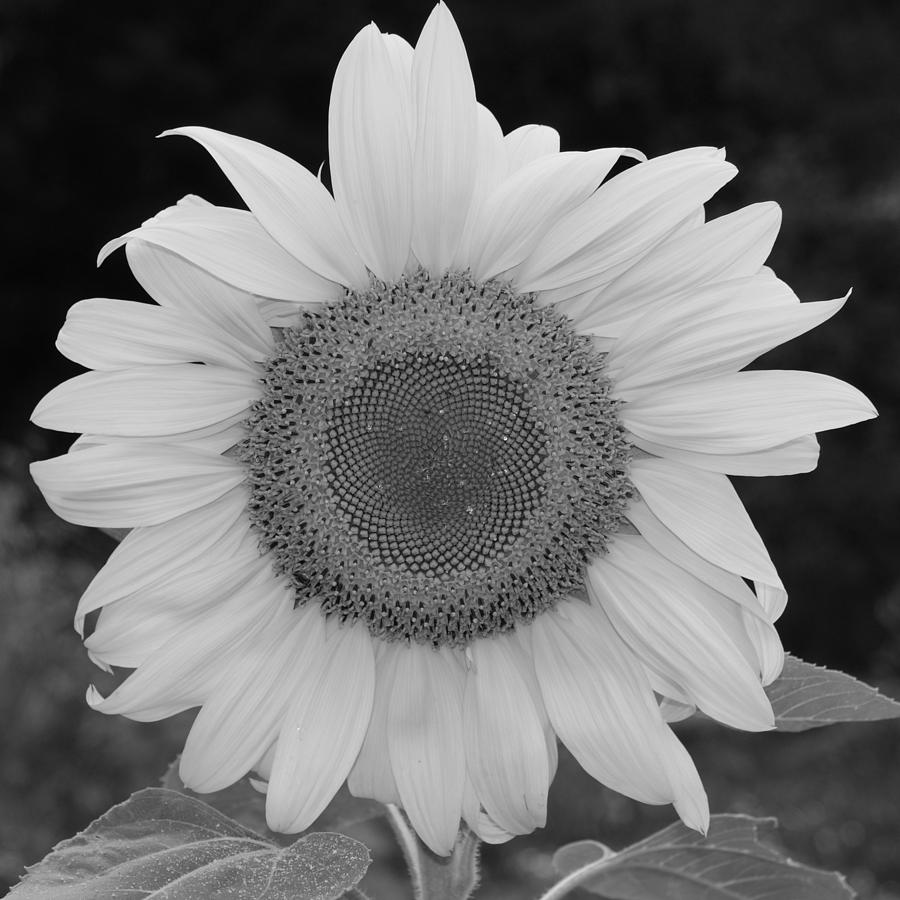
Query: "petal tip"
87 651 114 674
264 797 304 835
97 236 122 267
86 684 105 708
677 790 710 836
249 776 268 794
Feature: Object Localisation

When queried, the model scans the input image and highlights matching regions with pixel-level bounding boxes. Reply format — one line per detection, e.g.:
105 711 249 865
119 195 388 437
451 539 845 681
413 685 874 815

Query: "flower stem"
386 805 481 900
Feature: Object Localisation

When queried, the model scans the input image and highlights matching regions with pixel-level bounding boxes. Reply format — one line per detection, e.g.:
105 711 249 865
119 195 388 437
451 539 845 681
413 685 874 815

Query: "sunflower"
31 3 875 856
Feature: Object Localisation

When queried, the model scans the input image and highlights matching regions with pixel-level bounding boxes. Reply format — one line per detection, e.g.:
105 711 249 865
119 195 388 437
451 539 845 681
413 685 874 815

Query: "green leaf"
767 654 900 731
552 839 614 874
11 788 370 900
551 814 853 900
160 758 282 844
161 757 385 842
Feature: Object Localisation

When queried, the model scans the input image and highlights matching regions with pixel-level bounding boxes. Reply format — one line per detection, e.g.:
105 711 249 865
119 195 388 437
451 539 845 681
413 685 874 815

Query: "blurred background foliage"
1 0 898 896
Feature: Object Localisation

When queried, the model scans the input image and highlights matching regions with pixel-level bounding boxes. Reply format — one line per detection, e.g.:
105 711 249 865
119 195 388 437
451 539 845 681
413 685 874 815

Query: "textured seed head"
240 269 632 646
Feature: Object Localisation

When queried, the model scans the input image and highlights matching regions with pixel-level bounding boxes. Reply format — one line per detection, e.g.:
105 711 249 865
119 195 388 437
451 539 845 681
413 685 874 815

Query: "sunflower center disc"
240 270 633 647
325 353 546 576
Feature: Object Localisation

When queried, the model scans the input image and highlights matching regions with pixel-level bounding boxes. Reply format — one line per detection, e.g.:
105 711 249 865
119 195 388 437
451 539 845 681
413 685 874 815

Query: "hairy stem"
386 805 482 900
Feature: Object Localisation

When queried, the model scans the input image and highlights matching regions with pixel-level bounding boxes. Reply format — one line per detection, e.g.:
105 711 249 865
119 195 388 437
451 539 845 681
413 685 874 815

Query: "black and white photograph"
2 1 899 897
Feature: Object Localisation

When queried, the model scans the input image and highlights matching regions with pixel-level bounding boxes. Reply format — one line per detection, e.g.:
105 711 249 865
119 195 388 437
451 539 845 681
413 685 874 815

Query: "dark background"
1 0 899 896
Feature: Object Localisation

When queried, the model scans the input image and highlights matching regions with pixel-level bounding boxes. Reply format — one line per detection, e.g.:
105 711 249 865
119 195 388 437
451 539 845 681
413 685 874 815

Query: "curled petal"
160 127 367 288
100 201 341 303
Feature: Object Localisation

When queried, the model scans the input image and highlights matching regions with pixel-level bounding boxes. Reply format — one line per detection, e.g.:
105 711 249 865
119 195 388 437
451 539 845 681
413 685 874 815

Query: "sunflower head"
241 267 633 646
31 1 875 858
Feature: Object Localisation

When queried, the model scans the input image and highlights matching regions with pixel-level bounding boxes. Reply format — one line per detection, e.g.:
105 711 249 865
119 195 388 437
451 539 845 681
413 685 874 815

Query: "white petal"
610 296 847 395
57 298 265 372
87 575 285 721
462 777 516 845
388 645 465 856
256 298 305 328
463 635 550 835
589 265 803 340
587 535 774 730
266 621 375 832
126 241 276 354
756 581 788 621
515 149 736 294
664 204 707 238
472 148 641 282
658 696 697 724
84 531 269 669
254 744 277 782
72 415 248 457
180 604 317 792
546 204 708 322
741 610 785 685
348 644 402 806
532 601 708 830
629 433 820 477
630 456 783 591
30 443 245 528
100 201 342 303
330 24 413 281
510 628 561 785
625 497 765 616
383 34 415 120
714 267 801 309
451 103 507 269
630 504 785 682
580 202 781 332
585 269 769 342
160 127 367 288
74 486 249 634
622 370 876 455
657 728 711 833
32 365 260 436
644 664 694 708
504 124 560 172
410 3 478 271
